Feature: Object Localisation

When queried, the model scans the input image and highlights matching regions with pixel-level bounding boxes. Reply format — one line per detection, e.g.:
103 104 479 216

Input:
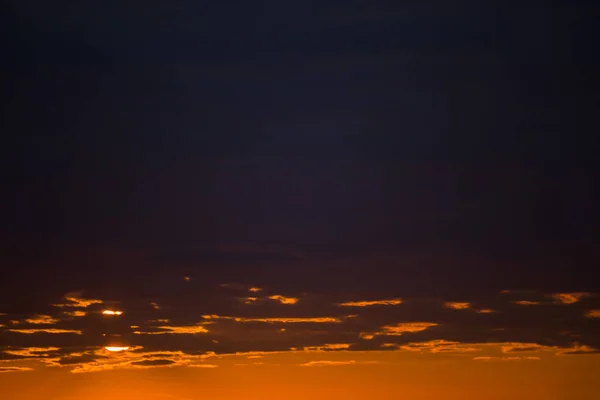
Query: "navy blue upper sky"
1 1 598 310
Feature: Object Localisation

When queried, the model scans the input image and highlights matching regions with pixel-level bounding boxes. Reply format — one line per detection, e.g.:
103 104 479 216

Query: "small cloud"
444 302 471 310
359 332 375 340
513 300 540 306
188 364 219 368
299 360 377 367
239 297 258 304
268 295 299 305
150 302 161 310
377 322 438 336
476 309 495 314
552 292 593 305
184 276 191 282
3 347 61 358
585 309 600 318
134 324 209 335
24 315 59 325
63 310 87 317
131 359 176 367
8 328 82 335
556 344 598 355
303 344 351 352
501 342 554 353
395 340 480 353
248 287 263 293
201 315 341 324
54 292 103 308
0 367 34 373
337 299 402 307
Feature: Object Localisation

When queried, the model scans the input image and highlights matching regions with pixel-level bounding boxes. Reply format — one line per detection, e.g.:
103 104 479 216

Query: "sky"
1 1 599 399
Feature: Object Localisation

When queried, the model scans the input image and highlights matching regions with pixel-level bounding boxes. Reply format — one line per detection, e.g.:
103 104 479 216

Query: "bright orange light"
102 310 123 316
104 346 129 352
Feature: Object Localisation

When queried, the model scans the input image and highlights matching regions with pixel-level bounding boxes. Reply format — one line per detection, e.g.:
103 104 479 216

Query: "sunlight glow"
102 310 123 316
105 346 130 352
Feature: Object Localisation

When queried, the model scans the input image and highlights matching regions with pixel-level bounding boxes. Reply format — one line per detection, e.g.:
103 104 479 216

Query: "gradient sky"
1 1 599 399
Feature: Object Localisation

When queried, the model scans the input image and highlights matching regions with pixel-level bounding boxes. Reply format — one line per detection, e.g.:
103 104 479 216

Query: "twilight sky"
1 1 599 399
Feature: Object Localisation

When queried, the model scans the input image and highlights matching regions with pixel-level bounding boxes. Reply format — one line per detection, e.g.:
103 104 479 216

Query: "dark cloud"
130 359 176 367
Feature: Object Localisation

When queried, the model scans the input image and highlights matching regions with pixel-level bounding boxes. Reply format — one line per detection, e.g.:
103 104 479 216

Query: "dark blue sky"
1 1 598 309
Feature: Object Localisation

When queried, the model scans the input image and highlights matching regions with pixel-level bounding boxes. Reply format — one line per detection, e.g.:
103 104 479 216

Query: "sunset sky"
1 1 599 399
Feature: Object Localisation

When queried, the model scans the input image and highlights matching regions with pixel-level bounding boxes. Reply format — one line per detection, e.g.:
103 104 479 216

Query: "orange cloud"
337 299 402 307
303 344 351 352
8 328 82 335
268 295 299 305
552 292 593 304
134 324 209 335
0 367 34 373
501 342 554 353
299 360 377 367
240 297 258 304
69 352 218 373
585 309 600 318
3 347 61 357
24 314 59 324
395 340 480 353
473 356 540 361
63 310 87 317
248 287 263 293
201 315 341 323
377 322 438 336
54 292 103 308
513 300 540 306
476 309 495 314
555 343 598 355
444 302 471 310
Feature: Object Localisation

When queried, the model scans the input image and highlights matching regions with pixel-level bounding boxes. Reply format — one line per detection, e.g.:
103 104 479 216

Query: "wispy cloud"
134 324 209 335
303 343 351 352
268 295 299 305
53 292 103 308
377 322 438 336
501 342 554 353
239 297 258 304
299 360 377 367
552 292 593 305
555 344 598 355
0 367 34 373
393 340 480 353
585 309 600 318
62 310 87 317
24 315 59 325
513 300 540 306
3 347 61 358
444 302 471 310
8 328 82 335
337 299 402 307
473 356 540 361
201 315 341 323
